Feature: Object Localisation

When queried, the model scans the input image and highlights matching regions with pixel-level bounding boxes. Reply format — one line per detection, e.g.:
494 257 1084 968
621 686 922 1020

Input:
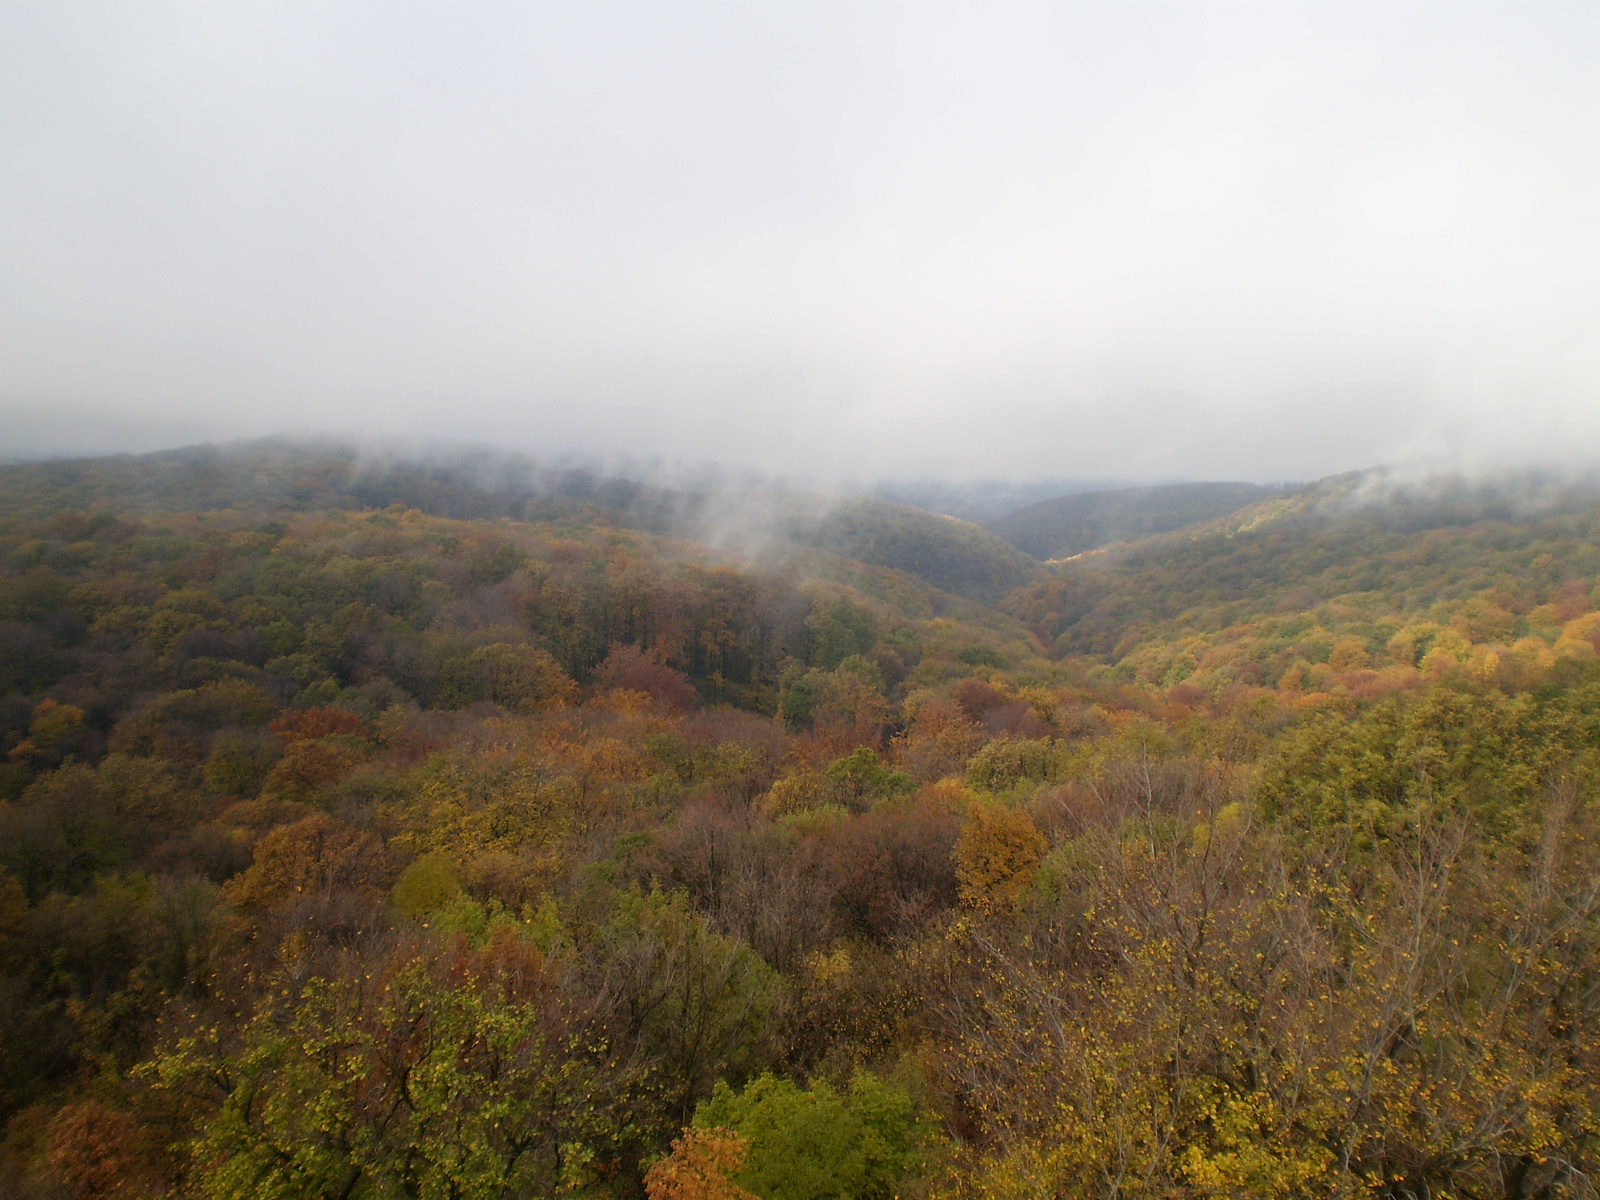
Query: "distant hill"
985 481 1275 559
1002 468 1600 669
868 478 1129 523
0 439 673 525
0 440 1036 603
784 500 1036 604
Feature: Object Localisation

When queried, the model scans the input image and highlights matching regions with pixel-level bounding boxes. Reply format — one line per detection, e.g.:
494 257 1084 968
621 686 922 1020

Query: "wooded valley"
3 444 1600 1199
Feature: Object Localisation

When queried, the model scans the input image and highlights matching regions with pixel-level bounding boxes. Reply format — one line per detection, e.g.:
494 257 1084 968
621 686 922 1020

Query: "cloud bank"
3 2 1599 481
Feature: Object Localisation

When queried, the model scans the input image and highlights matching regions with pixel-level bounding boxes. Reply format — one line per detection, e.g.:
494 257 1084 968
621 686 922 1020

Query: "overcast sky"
3 2 1599 483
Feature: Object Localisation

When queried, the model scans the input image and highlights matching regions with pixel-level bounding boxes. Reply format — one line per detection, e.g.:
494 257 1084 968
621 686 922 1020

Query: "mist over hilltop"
13 437 1600 582
5 4 1600 481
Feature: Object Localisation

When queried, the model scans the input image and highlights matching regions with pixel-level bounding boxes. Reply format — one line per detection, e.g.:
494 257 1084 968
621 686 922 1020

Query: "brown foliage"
893 692 985 783
259 738 356 800
40 1100 160 1199
951 677 1054 738
639 798 830 971
0 868 25 957
268 706 366 743
952 678 1005 724
824 794 962 941
595 644 699 712
221 813 388 914
446 920 551 1003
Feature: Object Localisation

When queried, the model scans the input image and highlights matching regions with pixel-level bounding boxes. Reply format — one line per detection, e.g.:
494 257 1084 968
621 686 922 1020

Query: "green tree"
596 889 779 1123
145 929 655 1199
694 1071 928 1200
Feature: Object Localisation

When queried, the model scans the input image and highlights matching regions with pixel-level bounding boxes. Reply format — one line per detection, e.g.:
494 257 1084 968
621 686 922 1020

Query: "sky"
3 2 1600 484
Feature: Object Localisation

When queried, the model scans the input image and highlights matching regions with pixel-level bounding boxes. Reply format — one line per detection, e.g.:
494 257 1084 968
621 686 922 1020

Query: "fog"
4 3 1599 483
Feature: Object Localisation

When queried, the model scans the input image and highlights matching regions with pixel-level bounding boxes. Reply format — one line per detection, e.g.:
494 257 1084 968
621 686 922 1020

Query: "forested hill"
984 479 1274 559
7 446 1600 1198
0 439 662 523
0 441 1034 604
1009 467 1600 691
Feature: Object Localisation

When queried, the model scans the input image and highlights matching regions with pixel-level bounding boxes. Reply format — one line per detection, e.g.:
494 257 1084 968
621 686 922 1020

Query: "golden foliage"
645 1128 757 1200
220 812 388 913
759 768 831 818
954 802 1047 911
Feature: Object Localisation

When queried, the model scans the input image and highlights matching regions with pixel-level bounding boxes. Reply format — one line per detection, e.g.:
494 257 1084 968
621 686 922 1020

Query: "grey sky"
3 2 1599 482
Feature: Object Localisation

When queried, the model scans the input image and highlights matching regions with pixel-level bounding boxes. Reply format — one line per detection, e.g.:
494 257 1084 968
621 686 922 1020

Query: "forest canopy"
5 444 1600 1199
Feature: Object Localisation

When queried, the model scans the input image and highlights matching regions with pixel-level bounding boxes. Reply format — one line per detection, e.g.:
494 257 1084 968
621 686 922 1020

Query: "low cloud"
4 3 1599 482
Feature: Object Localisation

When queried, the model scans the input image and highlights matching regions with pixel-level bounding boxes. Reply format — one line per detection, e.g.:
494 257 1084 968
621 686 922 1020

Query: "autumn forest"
4 443 1600 1199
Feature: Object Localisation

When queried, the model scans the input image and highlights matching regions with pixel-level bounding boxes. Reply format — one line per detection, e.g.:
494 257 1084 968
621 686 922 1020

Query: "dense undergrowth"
4 449 1600 1198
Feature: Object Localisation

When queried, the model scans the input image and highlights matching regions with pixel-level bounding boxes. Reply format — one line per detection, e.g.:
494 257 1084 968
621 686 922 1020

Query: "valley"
3 444 1599 1198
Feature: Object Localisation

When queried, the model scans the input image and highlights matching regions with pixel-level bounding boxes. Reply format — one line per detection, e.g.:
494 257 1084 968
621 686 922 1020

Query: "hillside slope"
986 480 1274 559
0 441 1036 604
8 450 1600 1197
782 500 1036 603
1004 469 1600 695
